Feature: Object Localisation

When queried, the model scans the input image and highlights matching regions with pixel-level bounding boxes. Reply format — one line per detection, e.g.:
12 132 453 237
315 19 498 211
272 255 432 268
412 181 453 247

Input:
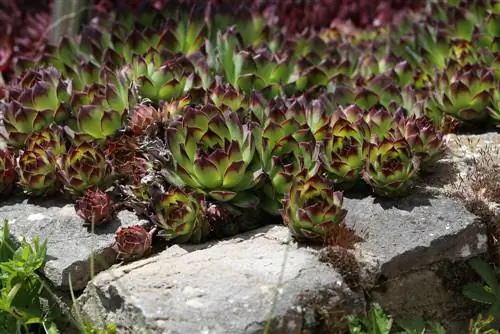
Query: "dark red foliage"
75 188 113 225
93 0 424 33
256 0 425 33
113 225 153 261
0 0 52 80
163 0 425 33
0 0 423 83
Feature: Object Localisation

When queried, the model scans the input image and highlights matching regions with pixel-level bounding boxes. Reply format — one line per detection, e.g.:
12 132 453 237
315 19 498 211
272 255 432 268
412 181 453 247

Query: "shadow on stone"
175 223 288 255
373 193 434 211
46 254 58 261
87 216 124 235
75 225 365 333
341 183 373 199
27 197 73 208
2 194 72 208
420 159 460 189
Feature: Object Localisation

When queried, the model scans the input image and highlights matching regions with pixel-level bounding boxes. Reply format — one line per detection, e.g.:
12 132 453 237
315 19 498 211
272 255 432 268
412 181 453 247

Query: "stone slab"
343 194 486 282
341 194 486 326
76 225 365 334
0 198 148 291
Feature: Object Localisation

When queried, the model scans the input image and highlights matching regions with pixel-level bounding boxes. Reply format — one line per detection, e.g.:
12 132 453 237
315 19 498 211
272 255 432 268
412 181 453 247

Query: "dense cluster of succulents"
0 0 498 261
0 0 52 81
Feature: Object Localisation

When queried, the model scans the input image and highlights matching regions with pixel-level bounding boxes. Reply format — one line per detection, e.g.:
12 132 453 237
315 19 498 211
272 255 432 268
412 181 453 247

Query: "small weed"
347 302 445 334
469 314 499 334
0 219 57 333
0 219 117 333
347 303 394 334
82 321 117 334
463 258 500 320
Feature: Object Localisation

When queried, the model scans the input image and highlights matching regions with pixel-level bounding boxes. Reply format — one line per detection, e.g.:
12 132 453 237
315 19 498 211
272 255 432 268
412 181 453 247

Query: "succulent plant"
361 133 420 196
255 101 320 214
75 71 131 139
398 115 447 169
64 61 102 92
106 23 162 65
356 53 383 78
57 143 111 196
0 0 51 77
128 51 194 102
164 14 207 55
305 98 331 142
354 87 380 110
393 60 414 87
113 225 154 262
2 0 495 249
152 188 208 243
323 86 357 111
129 104 160 136
166 105 263 204
76 188 113 225
209 77 247 112
158 96 191 122
281 169 348 243
432 64 495 121
18 147 59 196
0 149 17 197
212 27 244 90
295 58 343 91
2 67 71 147
363 74 404 110
0 102 51 149
204 201 265 238
24 124 67 156
363 107 399 142
488 87 500 122
238 48 295 98
322 105 370 186
104 134 149 183
408 23 450 71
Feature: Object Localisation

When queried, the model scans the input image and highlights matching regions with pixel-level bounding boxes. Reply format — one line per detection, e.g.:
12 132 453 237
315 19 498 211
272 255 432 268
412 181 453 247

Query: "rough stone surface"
424 132 500 197
343 194 487 324
76 225 365 334
344 194 486 281
424 132 500 269
0 198 148 291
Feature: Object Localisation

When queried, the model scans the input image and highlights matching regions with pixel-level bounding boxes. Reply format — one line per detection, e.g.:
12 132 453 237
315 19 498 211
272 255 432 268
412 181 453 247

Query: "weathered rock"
424 132 500 271
342 194 486 325
344 195 485 280
76 225 365 334
424 132 500 197
0 198 148 291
